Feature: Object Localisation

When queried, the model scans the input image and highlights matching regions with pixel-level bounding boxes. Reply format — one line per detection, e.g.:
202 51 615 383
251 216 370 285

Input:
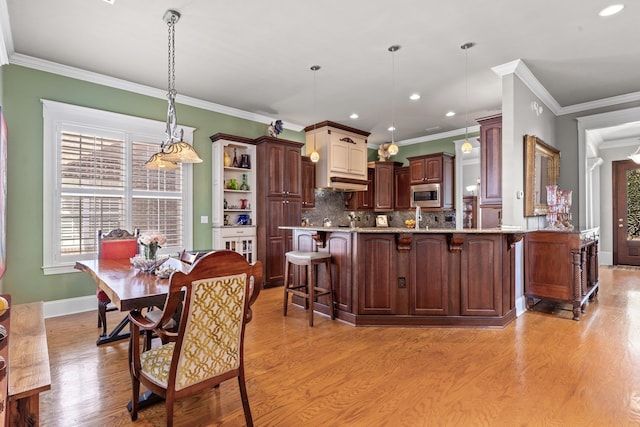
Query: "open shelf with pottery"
210 134 257 262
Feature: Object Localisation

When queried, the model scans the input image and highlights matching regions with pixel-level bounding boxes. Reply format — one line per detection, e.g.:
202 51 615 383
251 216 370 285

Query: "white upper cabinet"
305 121 370 191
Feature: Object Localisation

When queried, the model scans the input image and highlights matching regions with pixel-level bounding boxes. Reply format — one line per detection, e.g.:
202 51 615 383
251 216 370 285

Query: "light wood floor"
41 267 640 426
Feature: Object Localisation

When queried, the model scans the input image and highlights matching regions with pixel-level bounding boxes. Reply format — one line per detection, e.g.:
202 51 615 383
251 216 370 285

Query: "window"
43 100 194 274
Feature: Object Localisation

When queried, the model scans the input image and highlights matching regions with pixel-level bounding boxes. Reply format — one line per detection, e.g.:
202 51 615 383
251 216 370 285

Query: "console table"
524 228 599 320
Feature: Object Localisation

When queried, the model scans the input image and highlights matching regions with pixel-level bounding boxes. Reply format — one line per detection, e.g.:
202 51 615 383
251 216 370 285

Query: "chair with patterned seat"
128 250 263 427
97 228 139 337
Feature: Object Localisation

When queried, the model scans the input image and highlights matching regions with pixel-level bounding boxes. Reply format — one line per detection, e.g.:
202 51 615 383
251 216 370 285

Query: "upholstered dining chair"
97 228 139 337
128 250 263 427
142 249 201 350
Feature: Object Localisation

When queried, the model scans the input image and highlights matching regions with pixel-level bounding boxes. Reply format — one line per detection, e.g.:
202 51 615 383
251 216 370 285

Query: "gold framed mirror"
524 135 560 216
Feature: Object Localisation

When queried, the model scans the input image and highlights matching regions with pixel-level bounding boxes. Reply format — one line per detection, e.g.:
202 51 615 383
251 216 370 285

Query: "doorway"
613 159 640 266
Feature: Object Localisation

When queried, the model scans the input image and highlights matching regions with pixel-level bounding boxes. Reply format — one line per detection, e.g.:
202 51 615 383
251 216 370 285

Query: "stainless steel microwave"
411 183 440 208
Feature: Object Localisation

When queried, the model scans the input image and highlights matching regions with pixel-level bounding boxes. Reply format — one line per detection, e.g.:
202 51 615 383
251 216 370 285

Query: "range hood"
329 177 368 192
305 121 371 192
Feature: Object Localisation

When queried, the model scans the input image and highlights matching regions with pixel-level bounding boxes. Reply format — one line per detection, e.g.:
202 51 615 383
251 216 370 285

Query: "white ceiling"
2 0 640 145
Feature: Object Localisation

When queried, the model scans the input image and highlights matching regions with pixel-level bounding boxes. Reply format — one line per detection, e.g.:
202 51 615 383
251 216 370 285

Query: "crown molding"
492 59 562 115
8 53 305 132
0 0 13 65
559 91 640 115
493 58 640 117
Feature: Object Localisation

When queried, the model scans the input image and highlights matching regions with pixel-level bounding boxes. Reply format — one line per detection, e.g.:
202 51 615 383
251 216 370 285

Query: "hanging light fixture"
379 45 400 161
387 45 400 156
460 42 475 155
309 65 321 163
145 10 202 170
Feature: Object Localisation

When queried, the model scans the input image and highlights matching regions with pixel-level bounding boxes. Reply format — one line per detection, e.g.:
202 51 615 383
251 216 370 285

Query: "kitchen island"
281 226 524 328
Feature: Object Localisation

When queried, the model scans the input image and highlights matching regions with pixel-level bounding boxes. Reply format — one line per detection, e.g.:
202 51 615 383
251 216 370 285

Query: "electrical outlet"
398 277 406 288
200 216 208 224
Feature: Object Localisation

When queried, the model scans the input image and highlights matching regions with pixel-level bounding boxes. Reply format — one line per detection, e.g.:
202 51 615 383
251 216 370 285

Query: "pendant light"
387 45 400 156
145 10 202 170
460 42 474 155
309 65 321 163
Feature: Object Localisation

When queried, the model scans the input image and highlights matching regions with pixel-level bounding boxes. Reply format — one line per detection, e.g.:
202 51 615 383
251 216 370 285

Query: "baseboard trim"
515 295 527 317
599 251 612 266
44 295 96 319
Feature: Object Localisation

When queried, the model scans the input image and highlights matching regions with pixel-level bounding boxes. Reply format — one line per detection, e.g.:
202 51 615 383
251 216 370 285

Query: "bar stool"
283 251 334 326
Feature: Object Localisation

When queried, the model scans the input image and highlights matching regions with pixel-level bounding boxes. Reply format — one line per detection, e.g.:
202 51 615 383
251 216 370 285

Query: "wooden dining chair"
97 228 139 337
128 250 263 427
142 250 200 349
179 249 199 265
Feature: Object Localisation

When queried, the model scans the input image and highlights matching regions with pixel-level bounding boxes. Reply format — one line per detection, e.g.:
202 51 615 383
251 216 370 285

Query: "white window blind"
43 100 194 275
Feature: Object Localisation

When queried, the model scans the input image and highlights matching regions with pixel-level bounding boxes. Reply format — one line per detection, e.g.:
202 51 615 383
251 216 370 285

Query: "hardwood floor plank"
40 267 640 426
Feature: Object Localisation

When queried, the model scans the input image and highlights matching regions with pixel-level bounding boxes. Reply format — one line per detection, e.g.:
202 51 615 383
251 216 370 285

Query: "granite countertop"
279 225 526 234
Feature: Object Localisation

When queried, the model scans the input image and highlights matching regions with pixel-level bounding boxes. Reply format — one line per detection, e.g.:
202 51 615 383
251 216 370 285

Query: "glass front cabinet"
211 133 257 262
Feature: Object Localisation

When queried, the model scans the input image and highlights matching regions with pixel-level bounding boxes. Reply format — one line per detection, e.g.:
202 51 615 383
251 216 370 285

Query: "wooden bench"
6 302 51 426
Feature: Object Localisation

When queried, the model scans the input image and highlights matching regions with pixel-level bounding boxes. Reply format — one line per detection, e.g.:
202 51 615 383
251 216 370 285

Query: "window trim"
42 99 194 275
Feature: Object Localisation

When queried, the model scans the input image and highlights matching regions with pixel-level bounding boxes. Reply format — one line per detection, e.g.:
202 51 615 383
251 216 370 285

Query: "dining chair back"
178 249 198 265
96 228 140 336
128 250 263 427
98 228 140 259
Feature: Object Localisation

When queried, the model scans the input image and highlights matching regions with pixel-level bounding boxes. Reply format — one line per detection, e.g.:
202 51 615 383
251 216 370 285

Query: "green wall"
1 64 303 304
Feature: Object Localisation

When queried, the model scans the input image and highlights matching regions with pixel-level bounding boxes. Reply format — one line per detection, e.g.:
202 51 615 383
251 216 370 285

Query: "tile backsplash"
301 189 455 229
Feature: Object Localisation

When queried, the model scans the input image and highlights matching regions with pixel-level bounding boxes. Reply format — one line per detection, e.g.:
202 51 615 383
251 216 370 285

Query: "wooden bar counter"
281 226 524 328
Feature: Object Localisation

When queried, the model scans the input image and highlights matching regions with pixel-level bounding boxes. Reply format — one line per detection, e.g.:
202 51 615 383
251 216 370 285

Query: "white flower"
139 231 166 247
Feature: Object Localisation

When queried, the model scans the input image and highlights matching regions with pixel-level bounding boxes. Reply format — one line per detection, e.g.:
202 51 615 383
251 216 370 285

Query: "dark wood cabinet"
459 234 503 317
524 229 600 320
408 153 454 210
301 156 316 209
394 166 411 210
373 161 401 211
409 154 448 184
347 162 402 212
480 205 501 229
410 234 449 315
255 136 303 287
357 234 399 315
346 168 374 210
478 114 502 227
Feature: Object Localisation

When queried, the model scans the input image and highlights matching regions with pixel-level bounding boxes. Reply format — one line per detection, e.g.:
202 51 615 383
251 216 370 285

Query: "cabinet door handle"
340 137 356 144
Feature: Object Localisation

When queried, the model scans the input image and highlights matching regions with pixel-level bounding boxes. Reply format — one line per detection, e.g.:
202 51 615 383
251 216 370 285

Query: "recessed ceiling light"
350 113 359 119
599 4 624 16
446 111 456 117
102 0 115 4
409 94 421 101
388 126 396 132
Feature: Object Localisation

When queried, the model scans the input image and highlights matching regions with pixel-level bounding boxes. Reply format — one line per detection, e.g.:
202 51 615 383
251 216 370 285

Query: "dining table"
75 256 191 346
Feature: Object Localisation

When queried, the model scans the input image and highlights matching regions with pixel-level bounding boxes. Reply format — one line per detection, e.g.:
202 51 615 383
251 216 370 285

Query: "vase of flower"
139 232 167 261
144 243 158 260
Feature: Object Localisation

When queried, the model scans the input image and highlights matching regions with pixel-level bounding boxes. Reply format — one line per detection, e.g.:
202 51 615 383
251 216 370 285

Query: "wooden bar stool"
283 251 334 326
